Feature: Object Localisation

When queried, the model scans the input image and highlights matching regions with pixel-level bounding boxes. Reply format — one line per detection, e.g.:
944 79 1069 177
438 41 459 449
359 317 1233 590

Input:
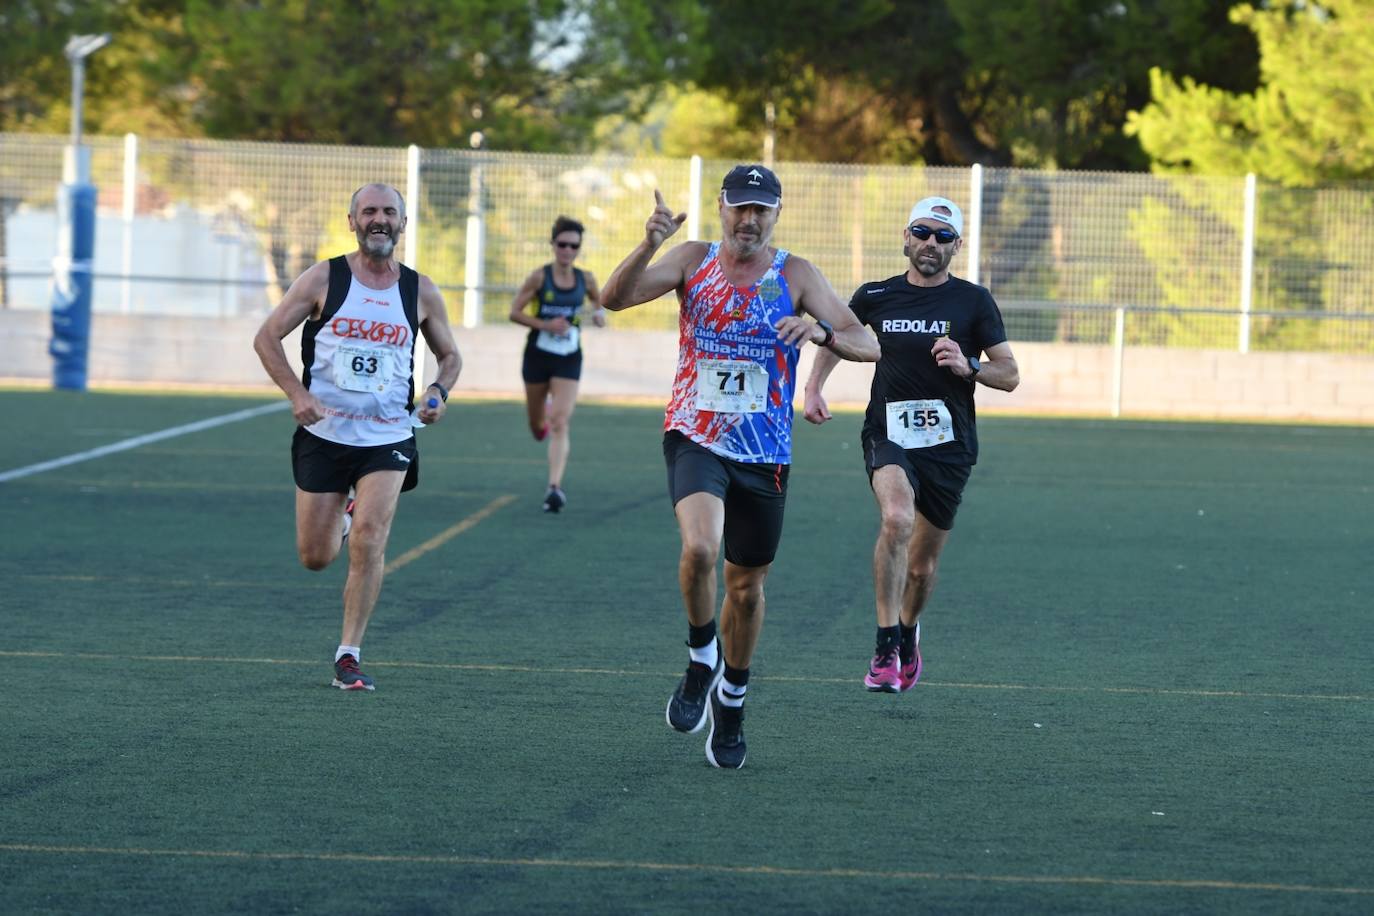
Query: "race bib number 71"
695 358 769 413
886 398 955 449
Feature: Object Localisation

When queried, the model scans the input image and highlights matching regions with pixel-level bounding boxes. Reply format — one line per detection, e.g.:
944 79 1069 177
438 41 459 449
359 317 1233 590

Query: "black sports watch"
428 381 449 402
816 320 835 348
966 357 981 379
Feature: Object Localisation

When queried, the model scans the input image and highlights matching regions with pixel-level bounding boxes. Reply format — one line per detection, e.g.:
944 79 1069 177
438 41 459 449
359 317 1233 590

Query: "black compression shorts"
862 435 971 531
521 346 583 384
292 427 419 494
663 430 789 568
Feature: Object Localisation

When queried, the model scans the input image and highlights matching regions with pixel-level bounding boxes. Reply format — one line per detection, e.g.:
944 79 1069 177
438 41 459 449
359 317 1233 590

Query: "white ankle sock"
335 644 361 662
718 677 746 707
689 638 719 669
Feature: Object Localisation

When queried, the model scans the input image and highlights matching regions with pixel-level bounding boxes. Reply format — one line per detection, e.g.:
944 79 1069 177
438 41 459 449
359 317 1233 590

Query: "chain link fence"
3 132 1372 353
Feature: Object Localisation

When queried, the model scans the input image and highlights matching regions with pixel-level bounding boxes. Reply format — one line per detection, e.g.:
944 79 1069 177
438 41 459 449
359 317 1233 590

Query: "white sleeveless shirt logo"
305 276 416 446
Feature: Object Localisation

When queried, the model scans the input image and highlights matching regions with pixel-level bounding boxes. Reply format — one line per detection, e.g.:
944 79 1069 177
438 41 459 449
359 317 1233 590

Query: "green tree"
1 0 705 151
593 85 760 159
691 0 1257 169
1125 3 1374 353
0 1 185 135
1127 1 1374 185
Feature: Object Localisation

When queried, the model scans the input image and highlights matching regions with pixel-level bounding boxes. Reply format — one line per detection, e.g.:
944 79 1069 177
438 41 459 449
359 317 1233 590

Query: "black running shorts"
662 430 790 568
291 427 419 494
862 435 971 531
521 346 583 384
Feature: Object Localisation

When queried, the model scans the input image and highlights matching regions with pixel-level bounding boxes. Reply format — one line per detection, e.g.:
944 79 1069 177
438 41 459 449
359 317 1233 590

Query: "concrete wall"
3 309 1373 423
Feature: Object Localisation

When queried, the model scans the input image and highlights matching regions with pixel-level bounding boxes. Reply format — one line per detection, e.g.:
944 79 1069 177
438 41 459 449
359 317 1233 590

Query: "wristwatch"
428 381 449 402
816 320 836 348
966 357 981 379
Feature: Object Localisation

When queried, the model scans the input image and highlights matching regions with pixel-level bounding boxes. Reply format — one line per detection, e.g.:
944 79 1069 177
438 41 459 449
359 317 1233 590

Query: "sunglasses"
555 241 581 250
909 225 959 244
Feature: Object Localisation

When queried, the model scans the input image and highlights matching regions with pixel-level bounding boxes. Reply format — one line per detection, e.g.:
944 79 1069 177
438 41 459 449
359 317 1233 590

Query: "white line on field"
0 401 289 484
0 844 1370 896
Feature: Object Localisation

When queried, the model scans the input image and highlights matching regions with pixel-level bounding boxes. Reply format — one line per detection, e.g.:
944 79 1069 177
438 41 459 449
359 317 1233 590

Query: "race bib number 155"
885 398 955 449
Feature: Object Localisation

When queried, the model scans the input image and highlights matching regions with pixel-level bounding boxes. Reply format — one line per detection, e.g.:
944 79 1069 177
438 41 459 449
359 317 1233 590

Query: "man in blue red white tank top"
602 165 880 768
254 183 462 692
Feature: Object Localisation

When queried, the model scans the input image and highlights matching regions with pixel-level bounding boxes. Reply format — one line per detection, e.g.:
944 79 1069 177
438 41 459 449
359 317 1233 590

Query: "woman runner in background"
509 215 606 513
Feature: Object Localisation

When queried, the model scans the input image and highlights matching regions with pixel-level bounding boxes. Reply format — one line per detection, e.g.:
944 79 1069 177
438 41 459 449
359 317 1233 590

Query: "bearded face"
349 186 405 259
719 201 779 259
904 222 960 277
357 219 398 258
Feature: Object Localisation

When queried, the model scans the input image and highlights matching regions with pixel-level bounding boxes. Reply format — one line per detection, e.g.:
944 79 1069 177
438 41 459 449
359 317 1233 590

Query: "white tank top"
302 262 419 447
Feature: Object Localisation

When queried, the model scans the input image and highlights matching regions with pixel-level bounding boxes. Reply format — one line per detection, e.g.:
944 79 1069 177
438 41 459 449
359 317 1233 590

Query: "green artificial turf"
1 391 1371 914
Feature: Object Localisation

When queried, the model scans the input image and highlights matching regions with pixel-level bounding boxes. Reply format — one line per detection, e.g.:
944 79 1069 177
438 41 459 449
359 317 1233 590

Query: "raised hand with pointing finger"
646 189 687 249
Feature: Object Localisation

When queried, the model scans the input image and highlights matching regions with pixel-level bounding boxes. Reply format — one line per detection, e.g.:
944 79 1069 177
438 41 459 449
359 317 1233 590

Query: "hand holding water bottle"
411 383 448 428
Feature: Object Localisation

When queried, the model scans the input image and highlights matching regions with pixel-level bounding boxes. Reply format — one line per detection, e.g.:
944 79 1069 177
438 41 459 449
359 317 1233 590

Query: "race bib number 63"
333 344 392 393
886 398 955 449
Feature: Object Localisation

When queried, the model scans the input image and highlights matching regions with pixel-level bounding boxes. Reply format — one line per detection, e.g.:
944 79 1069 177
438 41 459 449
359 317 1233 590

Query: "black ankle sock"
723 664 749 689
895 626 917 661
876 625 900 654
688 620 717 650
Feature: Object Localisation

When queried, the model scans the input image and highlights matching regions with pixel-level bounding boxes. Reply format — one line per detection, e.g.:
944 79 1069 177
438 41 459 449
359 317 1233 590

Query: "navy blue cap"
720 164 782 208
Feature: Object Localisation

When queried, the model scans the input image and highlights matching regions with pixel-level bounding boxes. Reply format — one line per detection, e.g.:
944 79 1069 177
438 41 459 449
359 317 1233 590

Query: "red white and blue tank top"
664 243 799 464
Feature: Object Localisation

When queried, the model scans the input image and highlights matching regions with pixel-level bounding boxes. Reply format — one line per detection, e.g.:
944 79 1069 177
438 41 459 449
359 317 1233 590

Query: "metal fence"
2 132 1372 353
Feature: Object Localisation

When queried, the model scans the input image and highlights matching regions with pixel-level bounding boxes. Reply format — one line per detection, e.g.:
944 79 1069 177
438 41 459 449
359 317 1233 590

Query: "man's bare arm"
253 261 330 426
932 338 1019 392
415 276 462 424
602 190 696 311
774 258 879 362
802 346 844 425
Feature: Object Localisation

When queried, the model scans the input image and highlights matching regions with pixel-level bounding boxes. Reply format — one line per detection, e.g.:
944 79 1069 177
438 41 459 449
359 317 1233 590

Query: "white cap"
908 196 963 237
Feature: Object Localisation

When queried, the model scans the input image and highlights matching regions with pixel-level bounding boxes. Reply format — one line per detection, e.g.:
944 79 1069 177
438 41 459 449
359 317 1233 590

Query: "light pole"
50 33 112 391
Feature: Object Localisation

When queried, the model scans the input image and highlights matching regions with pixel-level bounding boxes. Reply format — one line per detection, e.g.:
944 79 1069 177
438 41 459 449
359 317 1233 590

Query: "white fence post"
405 145 421 272
688 155 702 241
1239 172 1256 354
463 155 485 328
967 164 989 287
967 164 983 287
405 144 431 387
120 132 137 314
1111 306 1126 418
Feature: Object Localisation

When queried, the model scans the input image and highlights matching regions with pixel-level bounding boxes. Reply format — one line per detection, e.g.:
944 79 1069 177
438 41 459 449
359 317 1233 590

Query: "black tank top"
525 265 586 351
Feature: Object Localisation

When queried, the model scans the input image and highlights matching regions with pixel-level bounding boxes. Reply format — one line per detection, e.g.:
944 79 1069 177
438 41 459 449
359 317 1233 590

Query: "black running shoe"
666 645 723 733
542 486 566 513
332 654 374 691
706 688 746 769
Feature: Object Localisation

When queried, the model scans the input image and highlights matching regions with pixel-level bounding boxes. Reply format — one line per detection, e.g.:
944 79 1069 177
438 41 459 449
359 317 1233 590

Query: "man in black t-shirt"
804 197 1020 693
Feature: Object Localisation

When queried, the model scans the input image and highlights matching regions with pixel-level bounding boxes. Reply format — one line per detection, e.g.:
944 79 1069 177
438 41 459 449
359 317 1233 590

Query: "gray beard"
360 232 396 258
725 230 769 260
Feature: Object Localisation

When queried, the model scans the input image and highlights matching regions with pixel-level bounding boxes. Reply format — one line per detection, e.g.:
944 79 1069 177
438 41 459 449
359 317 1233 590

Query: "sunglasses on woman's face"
555 241 581 250
908 225 959 244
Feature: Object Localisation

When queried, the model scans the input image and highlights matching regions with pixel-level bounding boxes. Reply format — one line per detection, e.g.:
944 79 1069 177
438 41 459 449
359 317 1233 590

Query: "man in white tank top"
254 183 462 691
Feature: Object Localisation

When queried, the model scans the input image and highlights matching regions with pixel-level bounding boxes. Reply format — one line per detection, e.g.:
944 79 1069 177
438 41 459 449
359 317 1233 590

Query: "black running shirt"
849 274 1007 466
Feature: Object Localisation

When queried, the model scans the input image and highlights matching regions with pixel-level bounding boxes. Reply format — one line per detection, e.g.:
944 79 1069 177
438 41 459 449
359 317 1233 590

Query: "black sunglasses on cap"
909 225 959 243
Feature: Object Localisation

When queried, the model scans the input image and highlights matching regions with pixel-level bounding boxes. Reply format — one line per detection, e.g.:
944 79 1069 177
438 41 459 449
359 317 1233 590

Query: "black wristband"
428 381 448 402
816 320 835 348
